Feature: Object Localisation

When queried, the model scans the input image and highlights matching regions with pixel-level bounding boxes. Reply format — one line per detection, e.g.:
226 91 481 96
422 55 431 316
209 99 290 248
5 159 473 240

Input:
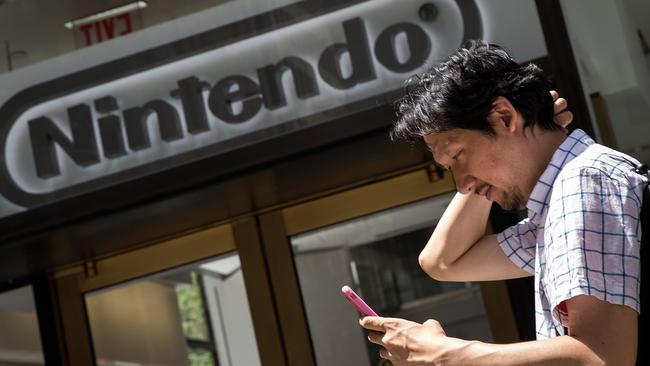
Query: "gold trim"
52 265 84 279
77 223 235 292
259 212 316 366
479 281 520 343
55 275 95 366
282 169 454 235
479 222 520 342
233 218 288 366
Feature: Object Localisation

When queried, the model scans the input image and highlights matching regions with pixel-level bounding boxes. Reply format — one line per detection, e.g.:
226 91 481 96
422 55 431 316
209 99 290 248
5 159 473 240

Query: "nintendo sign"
0 0 546 214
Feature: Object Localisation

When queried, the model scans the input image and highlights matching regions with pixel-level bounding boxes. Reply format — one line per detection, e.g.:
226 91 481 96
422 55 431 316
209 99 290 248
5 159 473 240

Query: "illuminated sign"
29 17 435 179
0 0 544 213
66 1 147 47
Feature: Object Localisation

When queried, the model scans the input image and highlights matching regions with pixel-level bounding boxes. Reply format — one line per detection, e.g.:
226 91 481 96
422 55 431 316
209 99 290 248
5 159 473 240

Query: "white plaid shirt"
497 129 647 338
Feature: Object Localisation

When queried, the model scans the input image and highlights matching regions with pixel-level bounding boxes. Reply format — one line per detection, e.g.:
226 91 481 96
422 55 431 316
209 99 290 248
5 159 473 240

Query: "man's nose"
454 173 478 194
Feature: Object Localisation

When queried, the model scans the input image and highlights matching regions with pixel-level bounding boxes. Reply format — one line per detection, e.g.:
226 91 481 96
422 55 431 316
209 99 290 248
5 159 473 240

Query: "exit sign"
77 13 135 46
68 3 145 48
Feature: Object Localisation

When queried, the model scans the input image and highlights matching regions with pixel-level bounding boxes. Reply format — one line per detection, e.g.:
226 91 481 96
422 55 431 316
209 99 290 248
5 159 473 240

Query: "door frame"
258 167 520 366
52 219 287 366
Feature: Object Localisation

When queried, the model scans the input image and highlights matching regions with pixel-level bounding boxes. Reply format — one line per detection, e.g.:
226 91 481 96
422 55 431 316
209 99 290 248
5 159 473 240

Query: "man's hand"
551 90 572 131
360 316 468 365
359 295 636 365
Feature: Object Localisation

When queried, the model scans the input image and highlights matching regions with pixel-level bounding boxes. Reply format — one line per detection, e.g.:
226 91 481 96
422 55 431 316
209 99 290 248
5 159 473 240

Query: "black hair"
391 40 558 143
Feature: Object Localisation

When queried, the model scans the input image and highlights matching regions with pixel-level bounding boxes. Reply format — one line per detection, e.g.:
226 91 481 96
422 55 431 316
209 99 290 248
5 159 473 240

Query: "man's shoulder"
545 143 646 226
556 143 640 184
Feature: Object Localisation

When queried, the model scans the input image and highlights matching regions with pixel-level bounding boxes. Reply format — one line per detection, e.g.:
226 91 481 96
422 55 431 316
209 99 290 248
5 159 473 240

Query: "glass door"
259 168 519 366
54 219 286 366
85 252 258 366
292 192 493 366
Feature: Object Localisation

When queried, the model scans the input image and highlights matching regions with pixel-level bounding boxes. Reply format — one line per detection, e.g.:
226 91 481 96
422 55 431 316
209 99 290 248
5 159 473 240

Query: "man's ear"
490 96 520 134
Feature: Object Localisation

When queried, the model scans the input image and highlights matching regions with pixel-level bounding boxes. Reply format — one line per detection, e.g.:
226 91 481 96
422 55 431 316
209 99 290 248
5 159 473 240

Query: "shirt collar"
526 129 594 225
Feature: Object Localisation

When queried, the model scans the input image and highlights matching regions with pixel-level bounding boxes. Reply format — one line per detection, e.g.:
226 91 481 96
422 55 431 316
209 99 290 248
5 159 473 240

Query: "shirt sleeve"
543 167 642 325
497 218 537 274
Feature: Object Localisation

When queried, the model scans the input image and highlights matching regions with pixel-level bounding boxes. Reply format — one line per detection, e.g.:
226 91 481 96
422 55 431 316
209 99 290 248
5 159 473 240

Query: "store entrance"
52 221 286 366
258 168 520 366
49 167 520 366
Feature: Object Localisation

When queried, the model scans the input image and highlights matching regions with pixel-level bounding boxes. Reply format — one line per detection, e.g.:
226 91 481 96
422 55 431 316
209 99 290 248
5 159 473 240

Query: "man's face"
423 128 527 211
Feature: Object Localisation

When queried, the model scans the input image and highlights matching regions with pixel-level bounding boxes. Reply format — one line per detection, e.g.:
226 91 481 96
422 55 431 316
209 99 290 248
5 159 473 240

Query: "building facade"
0 0 648 365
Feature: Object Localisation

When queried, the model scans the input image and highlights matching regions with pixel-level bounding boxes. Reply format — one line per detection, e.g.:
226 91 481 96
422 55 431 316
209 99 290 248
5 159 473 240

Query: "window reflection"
86 252 261 366
291 193 493 366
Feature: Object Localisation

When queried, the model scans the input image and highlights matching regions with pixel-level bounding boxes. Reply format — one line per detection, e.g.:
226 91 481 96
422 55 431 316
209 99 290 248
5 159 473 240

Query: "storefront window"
0 285 45 366
85 252 261 366
561 0 650 163
290 193 494 366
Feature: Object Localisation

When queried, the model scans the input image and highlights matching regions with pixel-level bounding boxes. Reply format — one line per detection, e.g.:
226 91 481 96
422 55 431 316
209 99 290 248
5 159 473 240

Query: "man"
360 40 646 365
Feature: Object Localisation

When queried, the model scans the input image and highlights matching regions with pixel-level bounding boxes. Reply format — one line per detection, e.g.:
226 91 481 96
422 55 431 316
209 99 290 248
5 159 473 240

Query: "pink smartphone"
341 285 378 317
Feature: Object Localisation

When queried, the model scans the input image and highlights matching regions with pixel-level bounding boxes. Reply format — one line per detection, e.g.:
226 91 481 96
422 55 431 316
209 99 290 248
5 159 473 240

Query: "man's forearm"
449 336 606 366
419 192 492 272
